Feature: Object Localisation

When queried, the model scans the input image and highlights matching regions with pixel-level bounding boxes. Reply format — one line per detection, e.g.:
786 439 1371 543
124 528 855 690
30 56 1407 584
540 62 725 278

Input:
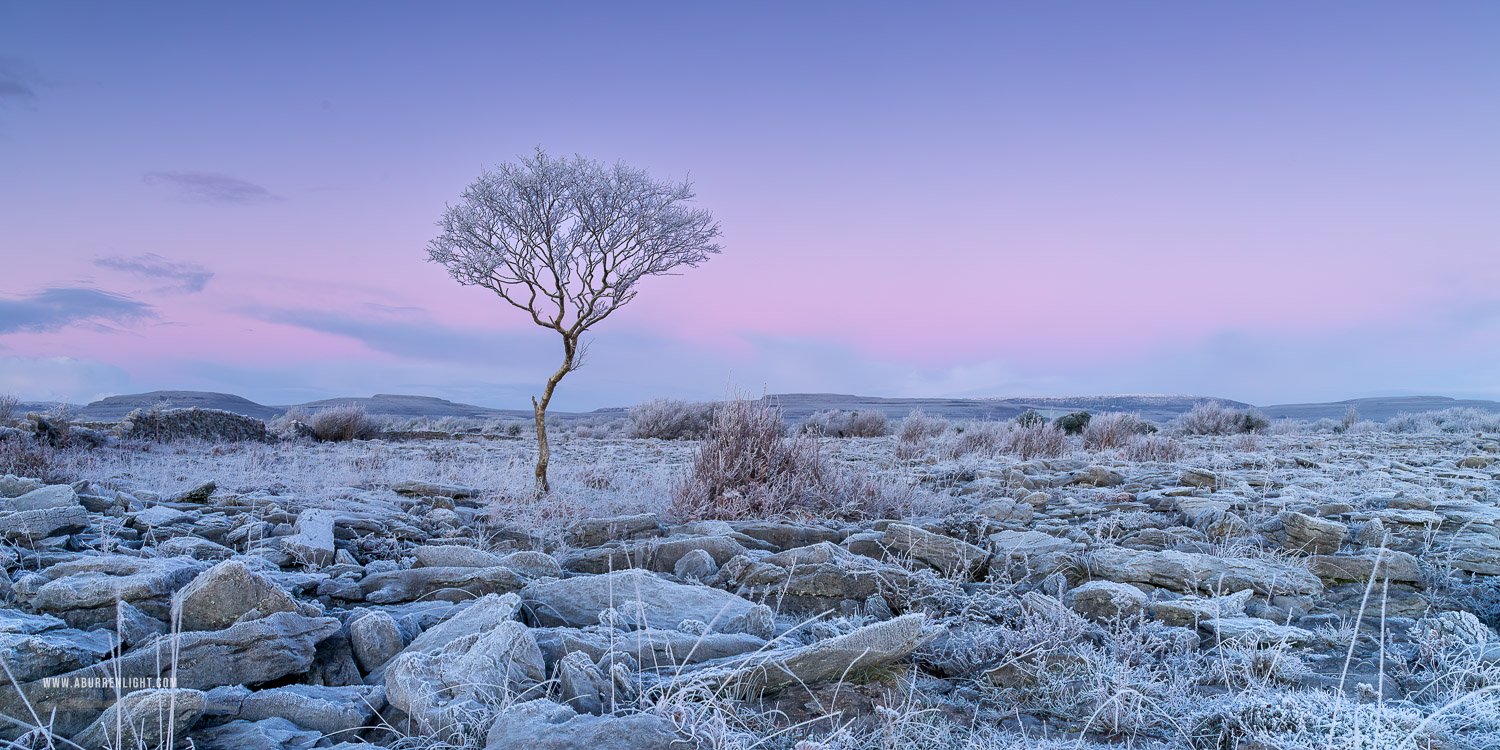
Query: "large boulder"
524 570 772 638
172 560 300 631
385 620 545 739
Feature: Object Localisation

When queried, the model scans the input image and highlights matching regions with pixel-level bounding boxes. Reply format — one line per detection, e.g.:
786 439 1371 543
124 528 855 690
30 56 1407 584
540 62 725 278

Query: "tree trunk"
532 335 577 495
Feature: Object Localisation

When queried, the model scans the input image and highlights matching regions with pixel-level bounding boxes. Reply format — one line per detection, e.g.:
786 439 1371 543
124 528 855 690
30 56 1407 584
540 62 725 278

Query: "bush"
1175 401 1269 435
672 397 913 520
308 405 380 442
0 393 17 422
1002 422 1067 460
1081 412 1145 451
896 409 948 444
1055 411 1091 435
1386 407 1500 434
0 437 59 482
801 409 890 437
625 398 716 440
1014 409 1046 428
1124 434 1191 462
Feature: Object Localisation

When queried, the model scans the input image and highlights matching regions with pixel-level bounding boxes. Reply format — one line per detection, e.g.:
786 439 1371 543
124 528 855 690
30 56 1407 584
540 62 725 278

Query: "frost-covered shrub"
1176 401 1269 435
800 409 890 437
625 398 716 440
308 405 380 442
1082 413 1146 451
896 409 948 443
0 393 17 422
672 397 917 520
1014 409 1046 428
1004 422 1067 460
1386 407 1500 435
937 421 1007 458
938 421 1067 461
1124 434 1190 462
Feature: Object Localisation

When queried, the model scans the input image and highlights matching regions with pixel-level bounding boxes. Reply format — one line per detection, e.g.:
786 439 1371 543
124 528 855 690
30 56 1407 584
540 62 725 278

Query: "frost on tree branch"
426 148 722 340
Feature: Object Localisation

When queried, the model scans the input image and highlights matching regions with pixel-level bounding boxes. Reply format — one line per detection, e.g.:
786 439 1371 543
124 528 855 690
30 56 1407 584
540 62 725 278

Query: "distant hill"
1260 396 1500 422
73 391 283 420
61 390 1499 425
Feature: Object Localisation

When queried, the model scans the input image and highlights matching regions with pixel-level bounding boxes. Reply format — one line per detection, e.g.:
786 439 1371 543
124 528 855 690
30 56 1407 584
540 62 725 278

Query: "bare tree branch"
427 148 722 493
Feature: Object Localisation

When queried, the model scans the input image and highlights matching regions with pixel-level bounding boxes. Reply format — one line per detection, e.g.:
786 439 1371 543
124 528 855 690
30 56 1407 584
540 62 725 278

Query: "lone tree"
427 149 722 493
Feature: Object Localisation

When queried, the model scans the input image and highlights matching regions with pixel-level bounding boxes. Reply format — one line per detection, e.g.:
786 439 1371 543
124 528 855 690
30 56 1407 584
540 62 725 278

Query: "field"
1 402 1499 749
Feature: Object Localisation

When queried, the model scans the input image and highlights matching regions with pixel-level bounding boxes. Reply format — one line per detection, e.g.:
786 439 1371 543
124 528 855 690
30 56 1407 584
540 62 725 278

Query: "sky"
1 2 1497 410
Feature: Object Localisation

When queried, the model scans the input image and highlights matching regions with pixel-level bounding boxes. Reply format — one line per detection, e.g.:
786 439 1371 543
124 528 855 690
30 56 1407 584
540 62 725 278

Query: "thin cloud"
0 288 155 335
144 171 281 204
0 57 40 103
94 253 214 293
249 305 536 364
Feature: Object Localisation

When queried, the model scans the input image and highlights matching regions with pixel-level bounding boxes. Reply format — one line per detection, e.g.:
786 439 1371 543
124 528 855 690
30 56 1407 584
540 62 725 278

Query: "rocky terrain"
1 405 1499 749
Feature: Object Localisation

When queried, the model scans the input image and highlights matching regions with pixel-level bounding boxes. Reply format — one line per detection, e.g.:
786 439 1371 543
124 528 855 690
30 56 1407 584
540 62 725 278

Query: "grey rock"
0 628 116 684
195 717 321 750
563 514 664 548
1278 511 1346 555
282 508 337 566
7 484 78 511
1180 469 1219 488
114 600 168 646
71 688 206 750
130 504 194 528
173 480 218 502
360 565 528 603
1201 617 1313 646
683 613 927 693
533 627 766 672
559 534 746 576
1069 581 1148 622
0 505 89 542
556 650 611 715
172 560 300 631
524 570 772 638
414 544 504 568
673 548 718 581
392 480 482 499
1086 546 1322 597
349 610 404 673
238 684 384 734
0 608 65 635
881 523 988 580
17 554 206 613
0 475 43 498
386 620 545 738
157 535 236 561
1308 550 1422 583
485 699 692 750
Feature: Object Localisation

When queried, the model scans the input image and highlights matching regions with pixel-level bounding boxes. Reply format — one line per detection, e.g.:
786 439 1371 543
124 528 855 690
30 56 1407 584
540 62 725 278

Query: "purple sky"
2 2 1497 409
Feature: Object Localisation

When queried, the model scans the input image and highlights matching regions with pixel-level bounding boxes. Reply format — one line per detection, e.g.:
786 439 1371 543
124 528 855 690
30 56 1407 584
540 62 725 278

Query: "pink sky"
2 3 1497 409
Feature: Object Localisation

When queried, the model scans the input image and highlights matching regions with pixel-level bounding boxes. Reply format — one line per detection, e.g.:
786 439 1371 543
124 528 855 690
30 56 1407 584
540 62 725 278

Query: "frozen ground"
1 408 1499 749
